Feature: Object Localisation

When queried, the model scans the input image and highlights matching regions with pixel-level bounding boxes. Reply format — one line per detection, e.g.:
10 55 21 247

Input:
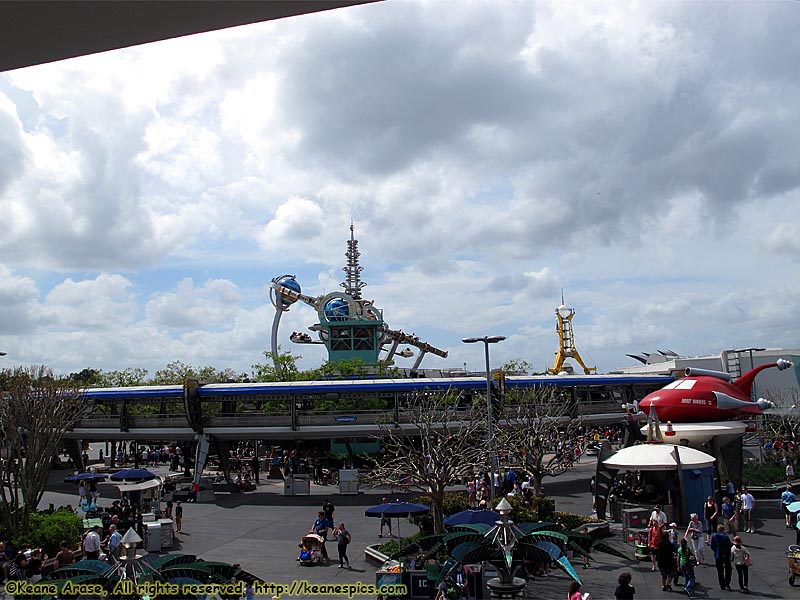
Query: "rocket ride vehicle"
628 358 793 446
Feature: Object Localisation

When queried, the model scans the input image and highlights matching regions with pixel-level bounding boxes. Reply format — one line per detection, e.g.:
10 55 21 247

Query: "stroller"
298 534 324 566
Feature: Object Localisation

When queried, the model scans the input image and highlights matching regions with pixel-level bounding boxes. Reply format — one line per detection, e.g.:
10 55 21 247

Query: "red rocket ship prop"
637 359 793 423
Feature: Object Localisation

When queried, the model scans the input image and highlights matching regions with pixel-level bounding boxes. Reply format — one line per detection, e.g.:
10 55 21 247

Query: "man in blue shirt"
781 484 796 529
311 511 330 562
720 497 736 534
103 524 122 563
709 525 732 591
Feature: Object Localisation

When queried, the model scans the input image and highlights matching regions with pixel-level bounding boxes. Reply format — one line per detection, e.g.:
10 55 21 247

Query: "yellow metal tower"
549 293 596 375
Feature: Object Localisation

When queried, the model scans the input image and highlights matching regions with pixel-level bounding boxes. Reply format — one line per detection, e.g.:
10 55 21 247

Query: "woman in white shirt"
730 535 751 593
684 513 706 565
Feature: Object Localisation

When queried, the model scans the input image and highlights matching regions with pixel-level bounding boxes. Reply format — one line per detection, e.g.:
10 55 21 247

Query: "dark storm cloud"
265 1 800 257
275 2 550 176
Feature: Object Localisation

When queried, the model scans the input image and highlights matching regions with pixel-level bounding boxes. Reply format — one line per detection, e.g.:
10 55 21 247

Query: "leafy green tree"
318 357 369 379
0 366 92 536
251 349 308 382
501 359 533 375
68 368 104 386
97 367 149 387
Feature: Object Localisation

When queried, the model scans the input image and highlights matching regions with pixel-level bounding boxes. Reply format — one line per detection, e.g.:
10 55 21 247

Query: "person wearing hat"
83 525 102 560
667 522 679 547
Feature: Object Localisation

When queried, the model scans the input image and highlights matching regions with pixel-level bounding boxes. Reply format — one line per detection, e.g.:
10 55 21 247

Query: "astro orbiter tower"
548 292 596 375
268 225 447 369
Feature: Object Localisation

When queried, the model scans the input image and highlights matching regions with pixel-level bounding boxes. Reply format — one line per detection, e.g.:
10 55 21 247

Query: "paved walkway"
37 458 799 599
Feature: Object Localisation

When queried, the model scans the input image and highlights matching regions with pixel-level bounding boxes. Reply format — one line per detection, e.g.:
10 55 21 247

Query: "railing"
296 410 393 426
206 414 292 427
72 401 628 430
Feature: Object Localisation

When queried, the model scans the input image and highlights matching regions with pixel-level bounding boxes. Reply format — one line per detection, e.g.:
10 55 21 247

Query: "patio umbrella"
110 468 157 482
64 472 107 483
444 508 501 527
365 501 430 550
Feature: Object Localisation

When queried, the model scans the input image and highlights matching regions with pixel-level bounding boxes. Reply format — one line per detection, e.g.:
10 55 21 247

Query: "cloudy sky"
1 1 799 378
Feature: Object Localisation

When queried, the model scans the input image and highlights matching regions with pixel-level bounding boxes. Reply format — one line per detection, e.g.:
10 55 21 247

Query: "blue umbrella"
365 501 430 548
444 509 501 527
364 501 430 518
787 500 800 514
110 468 157 482
64 472 107 483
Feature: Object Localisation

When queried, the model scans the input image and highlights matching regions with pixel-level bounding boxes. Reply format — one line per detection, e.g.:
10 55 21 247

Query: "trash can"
144 522 161 552
283 477 294 496
339 469 359 495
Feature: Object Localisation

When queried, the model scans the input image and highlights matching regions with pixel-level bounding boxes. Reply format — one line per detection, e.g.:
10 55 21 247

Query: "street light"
462 335 506 500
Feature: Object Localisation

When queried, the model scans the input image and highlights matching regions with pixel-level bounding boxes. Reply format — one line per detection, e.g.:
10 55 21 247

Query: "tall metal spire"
341 222 366 299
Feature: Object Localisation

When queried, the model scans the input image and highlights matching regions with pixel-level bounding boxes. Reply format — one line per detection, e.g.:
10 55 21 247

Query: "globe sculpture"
275 277 301 307
324 298 350 322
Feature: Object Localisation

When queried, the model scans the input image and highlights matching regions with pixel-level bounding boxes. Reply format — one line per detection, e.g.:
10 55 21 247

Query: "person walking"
323 498 335 525
730 535 751 593
720 496 736 534
647 519 663 572
83 525 102 560
656 534 677 592
677 537 696 597
379 498 392 538
104 524 122 563
684 513 706 565
333 522 351 569
781 485 796 529
614 571 635 599
703 495 719 544
710 525 733 591
175 500 183 533
649 506 668 528
311 511 330 563
740 486 755 533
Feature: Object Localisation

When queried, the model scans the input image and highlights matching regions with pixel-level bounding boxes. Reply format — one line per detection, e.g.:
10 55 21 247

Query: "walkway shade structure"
64 472 107 483
602 444 715 471
365 501 430 550
109 468 158 481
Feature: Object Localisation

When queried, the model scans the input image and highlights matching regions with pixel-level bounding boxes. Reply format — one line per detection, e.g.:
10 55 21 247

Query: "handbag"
743 553 753 567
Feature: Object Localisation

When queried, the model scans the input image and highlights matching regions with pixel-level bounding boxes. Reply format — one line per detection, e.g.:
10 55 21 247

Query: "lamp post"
462 335 506 500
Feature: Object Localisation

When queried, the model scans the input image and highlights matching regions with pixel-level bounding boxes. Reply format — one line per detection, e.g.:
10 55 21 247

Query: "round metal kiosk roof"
603 444 715 471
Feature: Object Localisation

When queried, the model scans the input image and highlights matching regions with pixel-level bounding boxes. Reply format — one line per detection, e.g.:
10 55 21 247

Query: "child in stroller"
298 534 324 565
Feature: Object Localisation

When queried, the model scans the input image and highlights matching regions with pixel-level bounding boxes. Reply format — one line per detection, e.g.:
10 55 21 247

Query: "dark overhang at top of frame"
0 0 380 73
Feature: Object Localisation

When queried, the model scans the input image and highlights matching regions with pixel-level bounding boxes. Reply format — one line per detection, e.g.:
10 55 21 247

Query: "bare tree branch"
369 391 488 532
0 365 92 536
495 387 585 496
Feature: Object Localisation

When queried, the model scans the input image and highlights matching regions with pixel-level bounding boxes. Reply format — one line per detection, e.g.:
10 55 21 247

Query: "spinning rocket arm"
383 327 448 370
269 278 322 311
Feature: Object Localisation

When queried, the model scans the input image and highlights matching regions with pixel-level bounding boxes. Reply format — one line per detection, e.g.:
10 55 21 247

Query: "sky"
1 1 799 378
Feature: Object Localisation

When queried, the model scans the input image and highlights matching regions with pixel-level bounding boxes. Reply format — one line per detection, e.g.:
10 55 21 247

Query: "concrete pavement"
37 457 799 599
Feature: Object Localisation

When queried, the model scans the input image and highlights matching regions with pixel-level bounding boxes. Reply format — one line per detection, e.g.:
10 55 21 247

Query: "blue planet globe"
324 298 350 321
276 277 301 306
